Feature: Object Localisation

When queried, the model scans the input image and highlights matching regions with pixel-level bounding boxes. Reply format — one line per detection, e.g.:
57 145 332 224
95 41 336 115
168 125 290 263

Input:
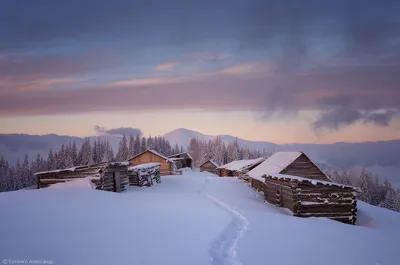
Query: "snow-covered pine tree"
140 137 147 153
13 159 22 190
21 153 31 187
147 136 154 150
173 144 180 155
47 149 55 170
242 147 250 160
78 139 92 165
64 144 74 168
56 145 66 169
116 134 129 161
8 167 16 191
0 156 9 192
134 135 141 155
92 141 99 164
188 138 201 167
70 141 78 166
358 168 374 204
128 135 135 157
394 189 400 212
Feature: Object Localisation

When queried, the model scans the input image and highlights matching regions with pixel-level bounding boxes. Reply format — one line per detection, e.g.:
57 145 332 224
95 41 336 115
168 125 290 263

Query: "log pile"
250 174 358 224
127 163 161 187
35 162 130 193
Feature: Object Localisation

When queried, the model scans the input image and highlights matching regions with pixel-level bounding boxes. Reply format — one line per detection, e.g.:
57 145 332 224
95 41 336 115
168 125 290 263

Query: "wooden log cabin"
217 157 265 177
34 162 130 192
199 160 219 174
128 149 178 176
168 152 193 169
246 151 358 224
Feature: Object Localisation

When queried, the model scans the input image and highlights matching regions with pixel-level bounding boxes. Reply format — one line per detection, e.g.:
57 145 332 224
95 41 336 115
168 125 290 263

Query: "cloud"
313 109 400 131
155 61 179 72
94 126 142 136
1 0 400 133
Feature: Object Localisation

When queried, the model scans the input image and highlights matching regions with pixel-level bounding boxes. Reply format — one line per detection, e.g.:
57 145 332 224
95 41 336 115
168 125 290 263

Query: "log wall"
249 175 358 225
292 181 357 224
200 161 218 174
127 164 161 187
128 151 173 175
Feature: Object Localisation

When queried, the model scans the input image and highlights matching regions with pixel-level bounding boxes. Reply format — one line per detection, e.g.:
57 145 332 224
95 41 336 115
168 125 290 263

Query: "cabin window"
149 153 153 161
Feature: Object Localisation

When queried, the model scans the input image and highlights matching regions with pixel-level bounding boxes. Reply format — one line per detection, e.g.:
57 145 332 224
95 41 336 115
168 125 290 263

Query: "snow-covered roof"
168 152 193 160
48 177 96 189
34 166 78 176
246 151 303 180
109 161 130 167
34 162 129 176
217 157 265 171
129 149 173 162
200 160 219 168
264 173 356 189
128 163 161 171
169 157 185 161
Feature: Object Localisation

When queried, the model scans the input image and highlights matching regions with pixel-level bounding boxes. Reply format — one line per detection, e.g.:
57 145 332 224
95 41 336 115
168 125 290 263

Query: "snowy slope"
1 171 399 265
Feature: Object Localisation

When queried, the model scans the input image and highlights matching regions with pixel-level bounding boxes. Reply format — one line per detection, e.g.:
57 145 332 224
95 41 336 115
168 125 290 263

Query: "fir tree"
134 135 141 155
129 135 135 157
140 137 147 152
116 134 129 161
21 153 31 187
47 149 55 170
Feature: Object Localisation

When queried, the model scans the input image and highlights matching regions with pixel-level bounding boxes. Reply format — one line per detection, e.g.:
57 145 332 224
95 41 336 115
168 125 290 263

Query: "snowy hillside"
1 171 399 265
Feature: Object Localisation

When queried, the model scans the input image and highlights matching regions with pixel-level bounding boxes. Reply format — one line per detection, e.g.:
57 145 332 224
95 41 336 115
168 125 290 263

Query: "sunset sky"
0 0 399 144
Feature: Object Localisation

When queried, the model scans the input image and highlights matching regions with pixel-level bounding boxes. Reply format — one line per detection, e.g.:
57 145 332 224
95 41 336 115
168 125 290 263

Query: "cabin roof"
264 173 356 189
217 157 265 171
200 160 219 168
169 157 185 161
34 161 129 176
246 151 303 180
128 162 161 171
168 152 193 160
128 149 173 162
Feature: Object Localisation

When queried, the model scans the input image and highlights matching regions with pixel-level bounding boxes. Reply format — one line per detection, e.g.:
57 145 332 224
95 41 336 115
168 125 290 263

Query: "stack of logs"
100 164 130 192
127 163 161 187
250 175 358 224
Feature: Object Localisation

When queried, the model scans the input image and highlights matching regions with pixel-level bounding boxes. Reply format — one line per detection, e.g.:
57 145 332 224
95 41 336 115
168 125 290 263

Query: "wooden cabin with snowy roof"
246 151 358 224
217 157 265 177
35 162 130 192
200 160 219 174
168 152 193 169
128 149 178 176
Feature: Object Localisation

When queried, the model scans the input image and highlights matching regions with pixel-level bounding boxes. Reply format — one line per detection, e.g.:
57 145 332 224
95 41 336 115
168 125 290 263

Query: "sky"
0 0 399 144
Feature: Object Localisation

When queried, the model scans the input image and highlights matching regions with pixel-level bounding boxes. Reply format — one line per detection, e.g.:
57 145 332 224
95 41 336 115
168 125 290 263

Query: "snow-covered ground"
0 171 399 265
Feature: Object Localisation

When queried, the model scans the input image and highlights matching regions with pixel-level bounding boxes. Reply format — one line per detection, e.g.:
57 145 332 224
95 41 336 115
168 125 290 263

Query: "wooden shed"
35 162 130 192
168 152 193 169
128 149 177 176
246 151 358 224
217 157 265 177
199 160 219 174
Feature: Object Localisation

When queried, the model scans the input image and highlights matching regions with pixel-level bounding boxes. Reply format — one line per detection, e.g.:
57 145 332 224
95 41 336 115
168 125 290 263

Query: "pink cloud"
155 61 179 72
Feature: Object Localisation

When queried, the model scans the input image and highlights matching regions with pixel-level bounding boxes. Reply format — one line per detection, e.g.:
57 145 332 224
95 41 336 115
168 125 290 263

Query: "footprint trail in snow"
205 193 249 265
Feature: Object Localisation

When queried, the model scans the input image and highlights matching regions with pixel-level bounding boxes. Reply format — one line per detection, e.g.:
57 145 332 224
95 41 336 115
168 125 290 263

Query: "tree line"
326 168 400 212
187 137 267 167
0 135 183 192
